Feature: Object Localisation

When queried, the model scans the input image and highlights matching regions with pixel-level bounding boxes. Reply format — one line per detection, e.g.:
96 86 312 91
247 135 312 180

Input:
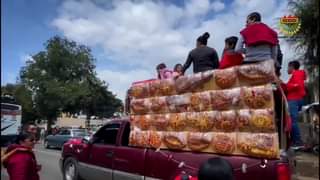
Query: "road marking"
34 149 61 157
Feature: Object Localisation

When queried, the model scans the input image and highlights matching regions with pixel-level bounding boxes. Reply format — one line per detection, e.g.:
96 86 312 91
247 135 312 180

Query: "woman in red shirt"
219 36 244 69
3 133 41 180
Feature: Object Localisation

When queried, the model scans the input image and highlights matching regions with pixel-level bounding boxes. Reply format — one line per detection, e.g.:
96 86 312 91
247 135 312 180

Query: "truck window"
121 123 131 146
60 129 71 135
94 124 120 145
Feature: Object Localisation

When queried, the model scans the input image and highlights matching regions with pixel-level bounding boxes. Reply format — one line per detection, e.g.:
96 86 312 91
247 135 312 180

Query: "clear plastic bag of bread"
175 73 206 94
185 112 199 131
237 132 279 158
169 113 187 131
237 109 251 132
163 132 187 150
131 115 152 130
166 93 191 113
214 110 237 132
195 112 215 132
187 132 212 151
190 93 201 111
188 73 204 92
210 88 240 110
241 85 273 109
186 92 209 112
129 129 150 147
160 78 176 96
250 109 276 132
193 70 215 92
149 80 162 97
214 67 238 89
237 60 276 85
130 98 151 115
199 70 214 91
149 131 163 149
129 82 150 99
199 91 212 111
212 132 236 155
149 97 168 114
151 114 170 131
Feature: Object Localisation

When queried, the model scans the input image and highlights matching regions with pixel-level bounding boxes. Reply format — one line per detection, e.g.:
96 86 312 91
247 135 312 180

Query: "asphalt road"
1 143 63 180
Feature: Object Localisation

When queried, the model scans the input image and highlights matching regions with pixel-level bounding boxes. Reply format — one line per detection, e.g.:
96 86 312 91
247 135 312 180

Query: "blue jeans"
288 99 304 144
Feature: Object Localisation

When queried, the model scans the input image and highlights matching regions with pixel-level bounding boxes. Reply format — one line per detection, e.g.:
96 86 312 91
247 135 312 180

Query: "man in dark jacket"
182 32 219 74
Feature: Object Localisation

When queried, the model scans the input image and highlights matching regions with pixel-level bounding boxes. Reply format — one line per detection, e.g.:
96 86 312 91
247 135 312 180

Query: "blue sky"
2 0 58 83
2 0 294 100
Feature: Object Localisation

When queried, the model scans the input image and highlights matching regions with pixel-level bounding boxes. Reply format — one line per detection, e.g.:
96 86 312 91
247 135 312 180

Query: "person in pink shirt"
156 63 173 79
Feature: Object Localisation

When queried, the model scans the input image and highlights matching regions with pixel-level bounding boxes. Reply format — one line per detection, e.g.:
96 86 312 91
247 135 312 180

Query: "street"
1 144 62 180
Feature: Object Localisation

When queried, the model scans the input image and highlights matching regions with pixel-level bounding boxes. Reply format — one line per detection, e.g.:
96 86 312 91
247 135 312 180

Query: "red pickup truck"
60 108 294 180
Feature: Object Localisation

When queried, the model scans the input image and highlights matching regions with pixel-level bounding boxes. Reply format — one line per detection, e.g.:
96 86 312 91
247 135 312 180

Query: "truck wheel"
44 141 50 149
63 157 81 180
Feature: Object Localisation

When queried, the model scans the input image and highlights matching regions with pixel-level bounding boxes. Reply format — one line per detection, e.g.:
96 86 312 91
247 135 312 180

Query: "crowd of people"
1 11 307 180
156 12 280 78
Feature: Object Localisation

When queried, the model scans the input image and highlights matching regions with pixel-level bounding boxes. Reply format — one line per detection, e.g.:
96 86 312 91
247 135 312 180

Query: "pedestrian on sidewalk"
286 60 307 148
182 32 219 74
3 133 41 180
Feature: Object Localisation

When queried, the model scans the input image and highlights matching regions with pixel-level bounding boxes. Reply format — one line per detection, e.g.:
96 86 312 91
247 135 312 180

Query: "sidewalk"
292 151 319 180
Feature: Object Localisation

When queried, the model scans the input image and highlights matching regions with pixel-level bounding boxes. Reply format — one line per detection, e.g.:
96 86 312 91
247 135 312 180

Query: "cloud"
19 54 34 64
97 68 153 100
52 0 292 101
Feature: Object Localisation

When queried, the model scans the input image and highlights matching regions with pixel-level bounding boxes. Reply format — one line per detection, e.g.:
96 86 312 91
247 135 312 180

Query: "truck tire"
63 157 82 180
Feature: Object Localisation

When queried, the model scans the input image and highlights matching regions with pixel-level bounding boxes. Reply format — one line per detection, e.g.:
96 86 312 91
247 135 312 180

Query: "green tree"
288 0 319 102
1 83 39 124
80 76 123 123
20 36 122 132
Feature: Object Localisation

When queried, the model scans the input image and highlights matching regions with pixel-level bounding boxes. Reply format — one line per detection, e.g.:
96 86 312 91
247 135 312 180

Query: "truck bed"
61 119 292 180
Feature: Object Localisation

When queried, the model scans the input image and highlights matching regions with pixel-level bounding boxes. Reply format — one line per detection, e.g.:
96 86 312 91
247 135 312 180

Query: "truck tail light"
277 163 291 180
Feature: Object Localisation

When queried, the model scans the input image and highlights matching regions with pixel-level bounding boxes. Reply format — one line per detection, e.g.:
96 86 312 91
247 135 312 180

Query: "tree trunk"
86 113 91 129
46 117 54 135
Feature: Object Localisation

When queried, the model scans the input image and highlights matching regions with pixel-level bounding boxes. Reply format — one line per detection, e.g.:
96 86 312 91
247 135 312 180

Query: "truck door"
113 122 146 180
78 123 120 180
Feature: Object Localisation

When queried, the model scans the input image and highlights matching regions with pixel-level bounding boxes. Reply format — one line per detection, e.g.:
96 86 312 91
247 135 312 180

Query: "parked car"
299 102 319 154
45 128 90 149
60 118 294 180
